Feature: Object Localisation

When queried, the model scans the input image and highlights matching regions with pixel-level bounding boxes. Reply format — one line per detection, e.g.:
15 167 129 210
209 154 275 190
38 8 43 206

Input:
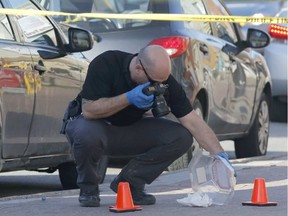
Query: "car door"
172 0 238 134
7 0 88 157
0 1 35 159
204 0 258 134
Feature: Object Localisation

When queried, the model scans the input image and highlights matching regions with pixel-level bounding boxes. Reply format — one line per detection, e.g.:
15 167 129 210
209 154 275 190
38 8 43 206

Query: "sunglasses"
139 59 157 83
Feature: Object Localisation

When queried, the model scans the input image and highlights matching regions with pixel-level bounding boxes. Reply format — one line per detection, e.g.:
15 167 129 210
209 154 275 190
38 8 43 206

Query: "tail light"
269 24 288 40
149 37 189 58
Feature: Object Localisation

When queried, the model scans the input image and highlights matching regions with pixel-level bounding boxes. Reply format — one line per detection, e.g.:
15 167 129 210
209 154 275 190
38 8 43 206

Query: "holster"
60 93 82 134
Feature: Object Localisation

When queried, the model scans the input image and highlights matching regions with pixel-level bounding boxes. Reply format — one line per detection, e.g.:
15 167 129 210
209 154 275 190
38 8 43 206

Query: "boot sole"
79 201 100 207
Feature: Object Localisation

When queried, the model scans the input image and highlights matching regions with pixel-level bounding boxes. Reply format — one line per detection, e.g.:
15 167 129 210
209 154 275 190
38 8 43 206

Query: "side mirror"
223 28 271 55
246 28 270 48
68 27 94 52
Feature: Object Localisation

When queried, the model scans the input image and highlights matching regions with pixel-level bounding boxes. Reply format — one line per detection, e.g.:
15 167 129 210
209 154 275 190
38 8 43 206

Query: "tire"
167 98 203 171
58 156 108 189
58 162 78 190
234 93 270 158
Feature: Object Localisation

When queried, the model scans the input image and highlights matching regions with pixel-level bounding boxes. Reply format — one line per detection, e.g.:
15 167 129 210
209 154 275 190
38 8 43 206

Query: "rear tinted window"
37 0 160 34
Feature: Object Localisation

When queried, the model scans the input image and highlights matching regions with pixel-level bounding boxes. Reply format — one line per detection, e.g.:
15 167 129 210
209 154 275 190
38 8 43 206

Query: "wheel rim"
258 100 269 154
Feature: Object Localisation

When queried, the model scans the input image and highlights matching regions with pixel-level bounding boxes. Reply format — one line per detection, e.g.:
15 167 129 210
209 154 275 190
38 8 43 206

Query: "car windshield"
278 8 288 18
277 8 288 27
223 0 283 16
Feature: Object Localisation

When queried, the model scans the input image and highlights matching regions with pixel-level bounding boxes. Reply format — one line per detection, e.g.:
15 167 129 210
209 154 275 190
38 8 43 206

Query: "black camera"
142 82 170 117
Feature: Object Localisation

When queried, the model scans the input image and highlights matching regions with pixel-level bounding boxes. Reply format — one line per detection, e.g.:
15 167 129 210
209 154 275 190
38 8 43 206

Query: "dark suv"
36 0 272 183
0 0 93 189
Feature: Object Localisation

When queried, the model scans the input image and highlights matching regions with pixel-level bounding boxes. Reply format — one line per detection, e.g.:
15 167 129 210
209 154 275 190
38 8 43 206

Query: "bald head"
137 45 171 82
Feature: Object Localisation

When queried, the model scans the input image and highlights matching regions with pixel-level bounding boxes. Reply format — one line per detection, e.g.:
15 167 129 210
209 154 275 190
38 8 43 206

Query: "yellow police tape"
0 8 287 24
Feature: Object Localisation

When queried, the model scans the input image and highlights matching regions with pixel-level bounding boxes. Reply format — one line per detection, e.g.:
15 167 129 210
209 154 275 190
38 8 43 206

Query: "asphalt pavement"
0 151 287 216
0 122 287 216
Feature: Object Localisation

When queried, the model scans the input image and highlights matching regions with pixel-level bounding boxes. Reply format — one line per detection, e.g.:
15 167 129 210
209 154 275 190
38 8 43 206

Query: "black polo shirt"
81 50 193 126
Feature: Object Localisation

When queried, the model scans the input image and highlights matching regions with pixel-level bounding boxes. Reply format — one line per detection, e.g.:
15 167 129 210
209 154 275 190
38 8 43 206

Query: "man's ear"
135 63 142 75
135 63 142 70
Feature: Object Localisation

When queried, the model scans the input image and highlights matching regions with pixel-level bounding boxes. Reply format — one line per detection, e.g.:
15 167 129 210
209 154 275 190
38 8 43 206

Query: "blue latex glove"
217 152 237 177
126 82 154 109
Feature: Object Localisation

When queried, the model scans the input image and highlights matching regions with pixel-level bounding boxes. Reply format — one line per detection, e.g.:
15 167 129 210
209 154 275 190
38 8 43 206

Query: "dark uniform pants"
65 115 193 192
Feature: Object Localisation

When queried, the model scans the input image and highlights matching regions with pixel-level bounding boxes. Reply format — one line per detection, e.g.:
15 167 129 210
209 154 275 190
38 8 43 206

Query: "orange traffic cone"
242 178 277 206
109 182 142 212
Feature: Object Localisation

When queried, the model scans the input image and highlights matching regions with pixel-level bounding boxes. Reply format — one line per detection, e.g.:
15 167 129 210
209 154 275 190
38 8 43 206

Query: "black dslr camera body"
142 82 170 117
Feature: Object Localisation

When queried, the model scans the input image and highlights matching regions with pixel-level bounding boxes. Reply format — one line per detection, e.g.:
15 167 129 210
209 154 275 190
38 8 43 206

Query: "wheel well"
263 83 272 108
195 90 208 120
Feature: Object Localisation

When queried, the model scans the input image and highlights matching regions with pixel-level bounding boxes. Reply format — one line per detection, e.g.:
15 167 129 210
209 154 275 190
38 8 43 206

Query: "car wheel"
167 98 203 171
234 93 270 158
58 162 78 190
58 156 108 189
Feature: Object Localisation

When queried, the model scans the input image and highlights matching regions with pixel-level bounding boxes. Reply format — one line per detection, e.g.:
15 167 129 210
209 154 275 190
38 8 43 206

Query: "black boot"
79 187 100 207
110 175 156 205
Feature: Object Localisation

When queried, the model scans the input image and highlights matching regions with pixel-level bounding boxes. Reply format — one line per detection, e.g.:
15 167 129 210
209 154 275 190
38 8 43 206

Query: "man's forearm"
179 111 224 154
82 94 129 119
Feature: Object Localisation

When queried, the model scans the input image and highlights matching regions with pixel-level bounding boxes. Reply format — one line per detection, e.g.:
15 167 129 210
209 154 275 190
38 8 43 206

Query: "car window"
9 0 58 47
222 0 285 17
0 4 14 40
180 0 212 35
111 0 151 29
205 0 237 43
37 0 52 10
277 8 288 27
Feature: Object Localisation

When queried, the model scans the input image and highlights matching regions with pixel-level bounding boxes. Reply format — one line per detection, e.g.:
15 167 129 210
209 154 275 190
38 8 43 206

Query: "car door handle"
199 43 209 54
34 62 46 75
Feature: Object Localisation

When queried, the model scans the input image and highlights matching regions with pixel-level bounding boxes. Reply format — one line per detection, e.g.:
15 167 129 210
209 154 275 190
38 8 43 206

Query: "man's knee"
180 126 193 143
176 126 193 152
69 118 107 152
156 123 193 156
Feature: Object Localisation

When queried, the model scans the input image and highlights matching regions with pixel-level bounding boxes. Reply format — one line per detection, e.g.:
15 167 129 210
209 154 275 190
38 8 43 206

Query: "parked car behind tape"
0 0 95 189
224 0 288 122
37 0 272 181
264 7 287 122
